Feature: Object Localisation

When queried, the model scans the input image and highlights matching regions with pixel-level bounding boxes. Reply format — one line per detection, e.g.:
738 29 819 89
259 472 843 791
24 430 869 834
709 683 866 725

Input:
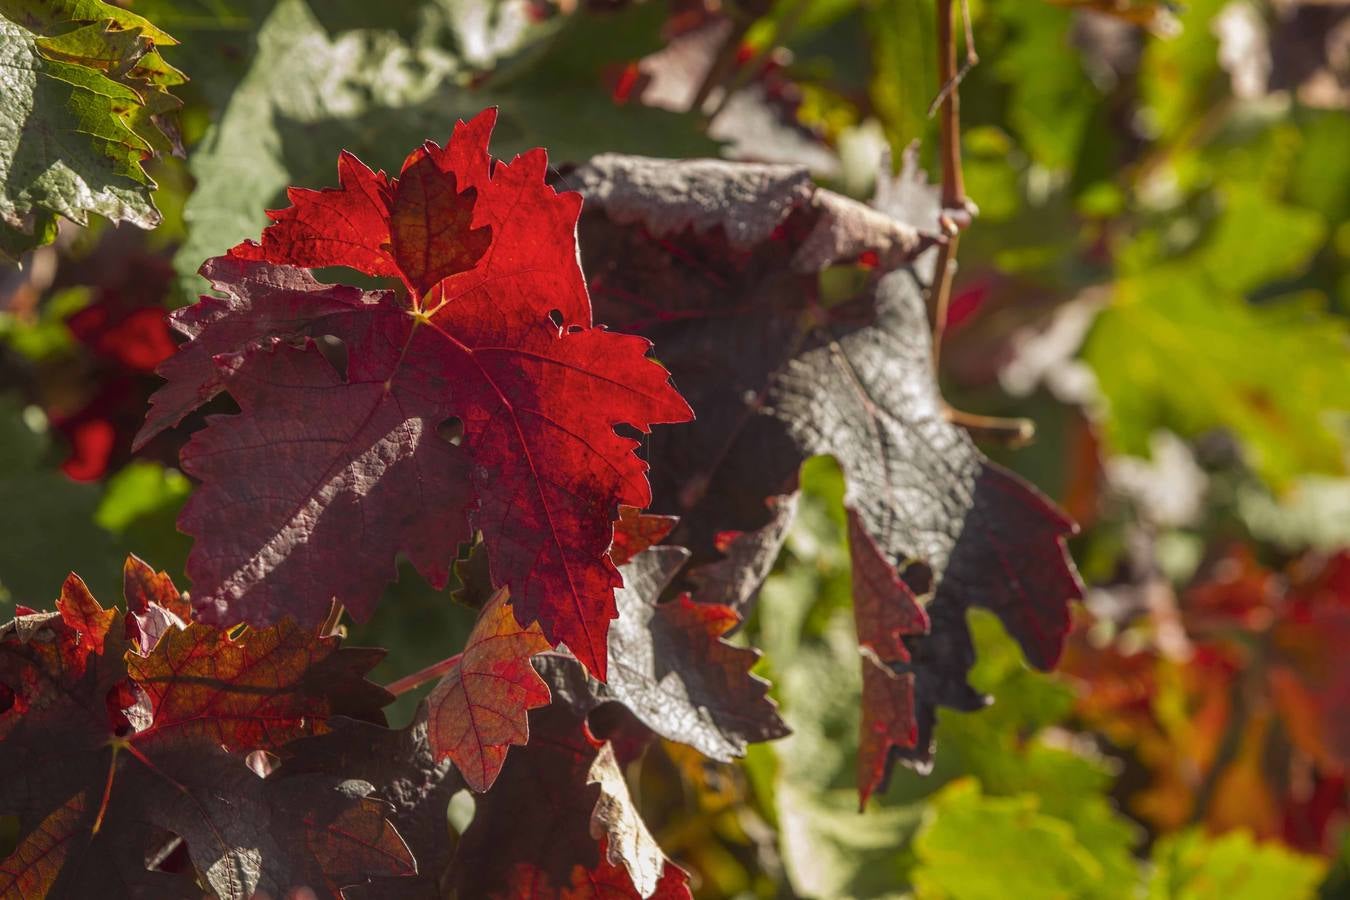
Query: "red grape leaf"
426 588 552 792
848 511 930 805
0 561 411 899
0 794 90 898
126 606 392 752
177 334 472 633
1063 548 1350 848
232 149 403 282
134 258 374 451
450 704 690 899
611 506 680 567
538 546 788 762
569 155 1083 790
121 554 190 656
140 110 693 679
52 574 115 663
1269 551 1350 770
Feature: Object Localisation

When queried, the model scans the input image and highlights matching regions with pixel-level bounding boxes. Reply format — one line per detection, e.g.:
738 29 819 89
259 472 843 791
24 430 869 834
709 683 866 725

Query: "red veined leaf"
279 708 467 898
610 506 679 566
139 110 693 679
0 561 410 899
52 574 115 664
426 588 552 792
121 555 189 657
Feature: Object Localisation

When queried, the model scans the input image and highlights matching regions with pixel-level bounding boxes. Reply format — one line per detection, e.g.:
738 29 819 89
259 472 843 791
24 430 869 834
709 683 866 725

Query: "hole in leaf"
246 749 279 777
107 679 150 735
438 417 465 446
901 560 934 596
547 309 564 329
314 335 348 381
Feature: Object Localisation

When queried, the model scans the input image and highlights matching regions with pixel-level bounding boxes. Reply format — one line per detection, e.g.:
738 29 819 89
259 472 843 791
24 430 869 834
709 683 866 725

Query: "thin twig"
926 0 979 118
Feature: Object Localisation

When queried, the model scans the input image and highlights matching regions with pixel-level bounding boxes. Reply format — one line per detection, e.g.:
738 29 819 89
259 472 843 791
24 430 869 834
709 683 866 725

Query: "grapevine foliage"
0 557 409 898
5 0 1348 894
0 107 1097 896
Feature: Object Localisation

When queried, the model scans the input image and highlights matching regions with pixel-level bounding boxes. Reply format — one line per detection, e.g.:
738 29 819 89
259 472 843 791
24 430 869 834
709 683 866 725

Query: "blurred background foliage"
0 0 1347 896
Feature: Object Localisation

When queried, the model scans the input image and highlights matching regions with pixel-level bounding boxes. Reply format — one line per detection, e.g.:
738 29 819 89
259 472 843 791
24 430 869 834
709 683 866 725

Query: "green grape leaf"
0 0 182 256
991 0 1099 171
1147 828 1327 900
1086 188 1347 488
913 780 1115 900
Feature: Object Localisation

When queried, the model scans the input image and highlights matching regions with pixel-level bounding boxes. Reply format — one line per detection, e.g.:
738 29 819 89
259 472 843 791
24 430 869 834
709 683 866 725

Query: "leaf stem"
384 653 464 697
944 409 1035 447
91 742 121 835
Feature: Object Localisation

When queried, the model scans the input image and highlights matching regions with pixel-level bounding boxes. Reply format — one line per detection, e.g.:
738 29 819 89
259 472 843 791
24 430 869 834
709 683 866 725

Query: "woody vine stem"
931 0 1035 446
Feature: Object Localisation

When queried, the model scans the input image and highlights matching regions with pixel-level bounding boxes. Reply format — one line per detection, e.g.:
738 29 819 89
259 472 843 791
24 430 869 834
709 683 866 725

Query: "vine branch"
929 0 1033 446
930 0 969 356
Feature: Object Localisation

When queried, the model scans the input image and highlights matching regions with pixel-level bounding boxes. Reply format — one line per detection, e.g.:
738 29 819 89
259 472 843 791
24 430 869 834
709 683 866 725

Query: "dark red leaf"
134 259 374 451
569 154 1082 791
539 546 788 762
280 710 466 900
450 704 690 899
177 335 472 629
687 493 797 615
848 511 929 804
